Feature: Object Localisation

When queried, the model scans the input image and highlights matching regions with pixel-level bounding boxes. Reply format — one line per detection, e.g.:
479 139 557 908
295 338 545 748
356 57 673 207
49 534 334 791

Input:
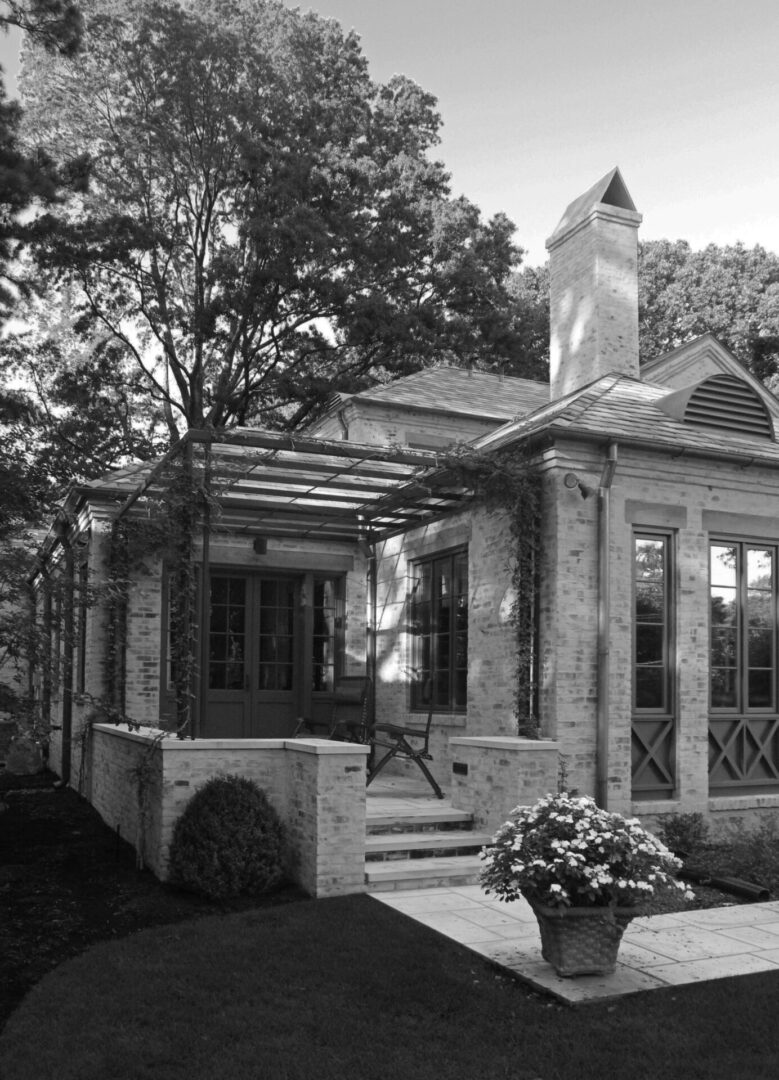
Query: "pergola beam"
111 426 471 543
187 427 443 468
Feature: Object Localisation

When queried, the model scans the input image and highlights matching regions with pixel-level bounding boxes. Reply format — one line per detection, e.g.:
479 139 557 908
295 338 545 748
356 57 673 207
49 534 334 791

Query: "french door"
201 571 341 738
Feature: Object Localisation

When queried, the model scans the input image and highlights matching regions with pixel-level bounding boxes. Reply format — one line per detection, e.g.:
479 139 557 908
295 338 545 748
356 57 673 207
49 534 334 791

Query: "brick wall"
88 725 369 897
373 503 520 789
450 736 561 833
544 437 779 827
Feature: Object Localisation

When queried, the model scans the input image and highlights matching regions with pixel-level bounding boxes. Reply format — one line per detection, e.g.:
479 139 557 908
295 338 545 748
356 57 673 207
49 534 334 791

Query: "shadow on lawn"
0 769 307 1032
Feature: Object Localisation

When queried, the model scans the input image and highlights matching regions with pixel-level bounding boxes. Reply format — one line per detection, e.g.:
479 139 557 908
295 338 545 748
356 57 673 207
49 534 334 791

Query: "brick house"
35 168 779 886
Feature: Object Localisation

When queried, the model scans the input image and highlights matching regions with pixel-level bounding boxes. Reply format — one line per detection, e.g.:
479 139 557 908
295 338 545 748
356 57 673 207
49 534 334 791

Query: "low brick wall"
88 725 368 897
449 736 560 834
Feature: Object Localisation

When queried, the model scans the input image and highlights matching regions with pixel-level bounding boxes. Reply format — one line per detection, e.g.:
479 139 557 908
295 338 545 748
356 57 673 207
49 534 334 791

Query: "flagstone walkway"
373 885 779 1004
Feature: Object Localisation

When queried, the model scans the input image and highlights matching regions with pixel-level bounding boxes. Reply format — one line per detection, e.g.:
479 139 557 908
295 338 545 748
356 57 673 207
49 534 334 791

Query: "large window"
410 548 468 711
709 541 779 792
710 542 776 712
632 533 675 798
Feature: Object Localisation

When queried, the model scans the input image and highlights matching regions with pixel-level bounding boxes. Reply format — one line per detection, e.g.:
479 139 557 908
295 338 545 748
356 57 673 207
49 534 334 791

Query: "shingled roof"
475 373 779 464
342 367 549 422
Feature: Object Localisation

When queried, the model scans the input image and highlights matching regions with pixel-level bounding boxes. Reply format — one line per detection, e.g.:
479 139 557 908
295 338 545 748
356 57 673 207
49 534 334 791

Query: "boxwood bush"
169 774 285 900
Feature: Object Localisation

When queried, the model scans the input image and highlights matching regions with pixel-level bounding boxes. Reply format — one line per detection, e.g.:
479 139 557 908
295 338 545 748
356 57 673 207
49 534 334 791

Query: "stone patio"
367 777 779 1004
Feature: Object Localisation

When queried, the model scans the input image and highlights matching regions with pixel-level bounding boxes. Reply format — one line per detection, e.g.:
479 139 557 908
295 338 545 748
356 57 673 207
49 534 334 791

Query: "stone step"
365 829 492 862
364 853 484 892
366 808 473 834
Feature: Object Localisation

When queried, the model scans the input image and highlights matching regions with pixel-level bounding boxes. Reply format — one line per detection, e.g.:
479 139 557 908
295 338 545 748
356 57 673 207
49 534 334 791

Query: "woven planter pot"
528 899 639 977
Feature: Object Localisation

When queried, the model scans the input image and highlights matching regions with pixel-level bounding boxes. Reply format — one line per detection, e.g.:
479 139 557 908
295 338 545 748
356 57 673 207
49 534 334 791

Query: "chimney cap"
545 167 640 249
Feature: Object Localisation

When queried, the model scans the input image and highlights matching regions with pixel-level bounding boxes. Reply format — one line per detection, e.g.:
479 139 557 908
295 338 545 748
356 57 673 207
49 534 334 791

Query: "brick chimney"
546 168 642 400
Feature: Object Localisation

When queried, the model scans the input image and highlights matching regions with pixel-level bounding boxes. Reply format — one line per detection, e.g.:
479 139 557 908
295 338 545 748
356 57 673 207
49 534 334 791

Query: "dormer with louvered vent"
657 374 774 440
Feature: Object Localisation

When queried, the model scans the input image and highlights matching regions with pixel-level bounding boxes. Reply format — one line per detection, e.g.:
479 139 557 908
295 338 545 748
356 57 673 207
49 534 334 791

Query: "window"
632 533 675 798
634 534 672 712
709 541 779 793
410 548 468 711
710 542 776 712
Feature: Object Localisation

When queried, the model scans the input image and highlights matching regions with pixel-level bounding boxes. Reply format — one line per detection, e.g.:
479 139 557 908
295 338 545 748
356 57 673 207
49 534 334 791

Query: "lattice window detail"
632 718 675 796
709 716 779 793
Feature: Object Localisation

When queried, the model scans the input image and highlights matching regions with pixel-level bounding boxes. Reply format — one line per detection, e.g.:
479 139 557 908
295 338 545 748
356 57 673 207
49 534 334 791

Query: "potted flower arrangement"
480 792 689 977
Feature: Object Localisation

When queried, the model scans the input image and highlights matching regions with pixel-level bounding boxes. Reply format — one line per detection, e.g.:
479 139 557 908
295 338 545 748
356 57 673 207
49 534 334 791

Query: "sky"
3 0 779 265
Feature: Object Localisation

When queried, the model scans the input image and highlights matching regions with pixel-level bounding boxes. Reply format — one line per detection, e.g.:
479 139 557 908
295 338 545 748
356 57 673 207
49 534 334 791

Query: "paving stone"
372 888 779 1005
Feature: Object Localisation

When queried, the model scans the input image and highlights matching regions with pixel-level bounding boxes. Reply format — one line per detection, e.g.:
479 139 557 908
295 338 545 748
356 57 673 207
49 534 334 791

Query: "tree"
0 0 85 317
508 240 779 388
638 240 779 381
18 0 528 444
506 263 549 381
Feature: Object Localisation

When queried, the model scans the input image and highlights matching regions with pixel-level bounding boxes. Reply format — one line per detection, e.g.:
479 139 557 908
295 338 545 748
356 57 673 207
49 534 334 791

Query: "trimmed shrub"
658 812 709 858
169 774 285 900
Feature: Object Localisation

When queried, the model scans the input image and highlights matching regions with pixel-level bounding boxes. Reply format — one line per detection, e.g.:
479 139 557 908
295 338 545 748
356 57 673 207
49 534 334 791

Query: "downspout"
361 517 377 730
368 548 377 727
195 444 212 741
595 442 618 809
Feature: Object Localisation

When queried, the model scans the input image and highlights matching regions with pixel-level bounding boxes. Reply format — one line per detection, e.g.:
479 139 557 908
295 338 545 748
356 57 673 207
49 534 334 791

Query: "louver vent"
684 375 773 439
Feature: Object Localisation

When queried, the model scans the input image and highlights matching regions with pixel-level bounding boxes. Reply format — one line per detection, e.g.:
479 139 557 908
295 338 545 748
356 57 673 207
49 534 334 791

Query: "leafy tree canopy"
511 239 779 387
17 0 530 447
637 239 779 383
0 0 86 317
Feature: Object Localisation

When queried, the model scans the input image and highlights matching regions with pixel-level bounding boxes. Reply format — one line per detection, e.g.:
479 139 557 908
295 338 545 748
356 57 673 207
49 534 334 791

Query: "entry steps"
364 804 492 892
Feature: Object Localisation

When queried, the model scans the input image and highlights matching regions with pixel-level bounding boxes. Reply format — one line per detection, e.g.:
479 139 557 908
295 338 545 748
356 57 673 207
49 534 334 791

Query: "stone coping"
91 724 369 755
709 793 779 811
449 736 560 752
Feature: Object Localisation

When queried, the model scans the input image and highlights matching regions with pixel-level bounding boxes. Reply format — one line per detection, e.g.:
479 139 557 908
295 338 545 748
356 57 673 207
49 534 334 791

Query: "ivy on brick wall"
444 445 542 737
105 445 218 739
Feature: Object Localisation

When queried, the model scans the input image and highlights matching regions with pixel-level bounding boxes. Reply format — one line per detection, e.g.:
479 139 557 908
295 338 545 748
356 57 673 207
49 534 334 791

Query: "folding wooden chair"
367 698 444 799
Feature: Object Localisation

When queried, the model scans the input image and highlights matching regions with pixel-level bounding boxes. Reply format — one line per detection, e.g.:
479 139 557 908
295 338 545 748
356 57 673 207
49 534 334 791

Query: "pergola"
108 426 474 738
115 426 471 543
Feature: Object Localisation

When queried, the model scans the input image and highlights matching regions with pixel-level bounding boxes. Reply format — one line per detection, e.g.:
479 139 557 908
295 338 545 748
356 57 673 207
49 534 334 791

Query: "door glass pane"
258 578 295 691
313 578 337 692
208 576 246 691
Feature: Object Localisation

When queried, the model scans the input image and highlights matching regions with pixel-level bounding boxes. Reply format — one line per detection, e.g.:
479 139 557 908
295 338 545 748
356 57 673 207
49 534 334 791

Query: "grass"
2 894 779 1080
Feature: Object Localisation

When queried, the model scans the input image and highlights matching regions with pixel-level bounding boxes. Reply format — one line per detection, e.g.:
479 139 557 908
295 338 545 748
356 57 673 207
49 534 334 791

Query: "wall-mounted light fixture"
563 472 593 499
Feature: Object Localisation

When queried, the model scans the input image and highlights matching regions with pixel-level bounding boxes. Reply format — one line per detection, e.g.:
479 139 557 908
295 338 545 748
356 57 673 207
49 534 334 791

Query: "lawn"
3 777 779 1080
2 894 779 1080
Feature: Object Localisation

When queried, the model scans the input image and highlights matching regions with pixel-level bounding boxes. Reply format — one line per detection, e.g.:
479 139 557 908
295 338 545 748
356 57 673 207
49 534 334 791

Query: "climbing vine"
444 445 543 737
104 444 218 739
